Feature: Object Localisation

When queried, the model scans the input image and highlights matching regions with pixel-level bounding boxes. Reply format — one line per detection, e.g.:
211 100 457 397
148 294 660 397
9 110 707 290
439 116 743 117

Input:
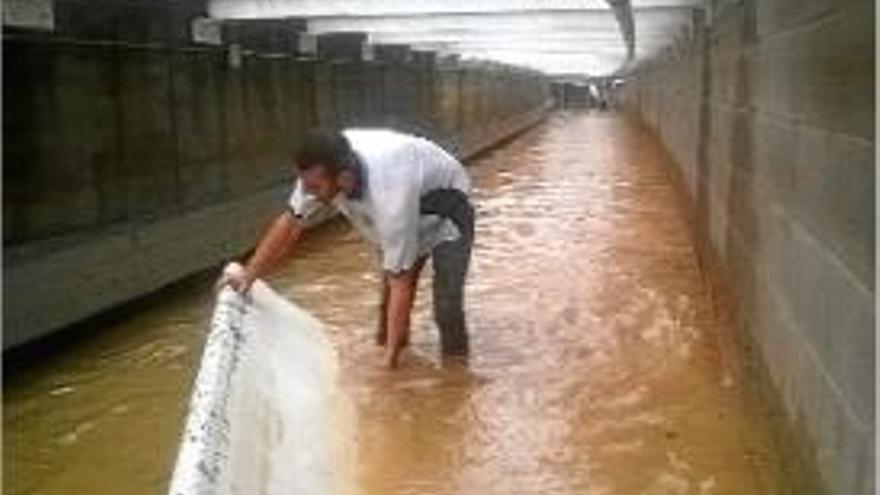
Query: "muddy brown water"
4 113 820 494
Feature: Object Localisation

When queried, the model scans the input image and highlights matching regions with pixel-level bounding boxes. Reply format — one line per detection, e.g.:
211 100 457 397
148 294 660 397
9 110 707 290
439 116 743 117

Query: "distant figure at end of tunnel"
217 128 475 369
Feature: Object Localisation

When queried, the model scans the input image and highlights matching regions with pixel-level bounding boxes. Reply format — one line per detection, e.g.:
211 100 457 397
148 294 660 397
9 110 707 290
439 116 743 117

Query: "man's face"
300 165 340 203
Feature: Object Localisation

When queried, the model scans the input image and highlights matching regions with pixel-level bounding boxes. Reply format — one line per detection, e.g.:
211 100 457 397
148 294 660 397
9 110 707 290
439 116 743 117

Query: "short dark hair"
295 129 353 174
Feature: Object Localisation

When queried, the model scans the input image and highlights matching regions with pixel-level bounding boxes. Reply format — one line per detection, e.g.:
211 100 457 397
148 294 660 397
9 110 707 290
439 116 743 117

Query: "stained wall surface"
3 30 551 349
619 2 875 494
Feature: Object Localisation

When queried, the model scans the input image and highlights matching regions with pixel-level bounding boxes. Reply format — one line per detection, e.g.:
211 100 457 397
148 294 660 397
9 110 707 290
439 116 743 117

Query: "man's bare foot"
382 348 401 369
377 329 409 347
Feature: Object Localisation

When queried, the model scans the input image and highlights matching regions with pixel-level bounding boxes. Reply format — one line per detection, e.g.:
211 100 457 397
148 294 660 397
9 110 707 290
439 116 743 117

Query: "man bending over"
218 129 474 369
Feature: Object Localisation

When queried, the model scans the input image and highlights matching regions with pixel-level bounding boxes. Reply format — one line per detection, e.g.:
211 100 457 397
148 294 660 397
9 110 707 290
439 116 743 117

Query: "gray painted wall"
619 1 874 494
3 33 552 350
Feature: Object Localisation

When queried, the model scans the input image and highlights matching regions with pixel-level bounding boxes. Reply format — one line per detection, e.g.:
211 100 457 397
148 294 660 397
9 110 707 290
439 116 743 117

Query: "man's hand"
214 212 302 296
214 263 256 294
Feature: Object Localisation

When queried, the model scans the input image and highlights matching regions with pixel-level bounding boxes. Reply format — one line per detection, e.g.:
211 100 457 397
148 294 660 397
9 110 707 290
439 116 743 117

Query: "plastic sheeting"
168 263 355 495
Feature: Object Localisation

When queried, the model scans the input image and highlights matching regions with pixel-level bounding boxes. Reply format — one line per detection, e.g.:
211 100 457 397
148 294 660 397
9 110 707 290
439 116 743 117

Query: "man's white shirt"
288 129 471 273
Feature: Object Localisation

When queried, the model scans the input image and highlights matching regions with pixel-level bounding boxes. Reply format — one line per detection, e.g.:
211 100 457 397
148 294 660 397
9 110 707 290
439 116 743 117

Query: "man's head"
295 129 357 203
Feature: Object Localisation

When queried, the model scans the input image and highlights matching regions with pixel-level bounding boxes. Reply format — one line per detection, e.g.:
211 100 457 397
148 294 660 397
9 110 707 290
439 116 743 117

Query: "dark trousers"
420 188 474 355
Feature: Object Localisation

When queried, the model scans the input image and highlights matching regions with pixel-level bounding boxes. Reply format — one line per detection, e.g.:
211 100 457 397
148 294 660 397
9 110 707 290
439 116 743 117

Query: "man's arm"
246 210 303 277
381 254 428 368
221 210 303 292
382 268 419 368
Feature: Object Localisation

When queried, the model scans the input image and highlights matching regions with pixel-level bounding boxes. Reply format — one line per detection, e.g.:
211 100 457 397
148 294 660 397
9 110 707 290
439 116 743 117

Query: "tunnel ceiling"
209 0 703 79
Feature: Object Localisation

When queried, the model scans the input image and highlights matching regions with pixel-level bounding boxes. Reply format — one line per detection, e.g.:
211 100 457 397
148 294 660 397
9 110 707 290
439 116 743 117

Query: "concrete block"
3 40 108 241
218 53 252 197
330 61 370 126
221 17 307 55
222 54 282 197
792 125 874 290
459 69 488 129
756 0 842 40
170 47 226 209
116 46 179 219
381 63 419 129
2 0 53 31
294 32 317 57
412 64 438 135
814 226 875 424
52 0 122 41
753 5 874 139
373 43 410 64
749 197 871 433
280 60 312 152
750 114 798 209
358 62 386 126
854 435 875 495
410 50 437 68
437 54 460 69
190 16 222 46
308 60 336 129
54 0 208 45
316 31 370 61
705 179 730 261
812 379 868 495
436 68 463 140
765 206 833 368
237 54 291 189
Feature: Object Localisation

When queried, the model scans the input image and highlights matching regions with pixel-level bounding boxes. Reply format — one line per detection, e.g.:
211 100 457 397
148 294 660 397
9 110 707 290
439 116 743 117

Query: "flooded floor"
4 112 820 494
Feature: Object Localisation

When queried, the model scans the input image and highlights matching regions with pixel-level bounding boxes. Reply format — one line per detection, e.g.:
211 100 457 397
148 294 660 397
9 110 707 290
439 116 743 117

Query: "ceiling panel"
209 0 707 78
210 0 612 18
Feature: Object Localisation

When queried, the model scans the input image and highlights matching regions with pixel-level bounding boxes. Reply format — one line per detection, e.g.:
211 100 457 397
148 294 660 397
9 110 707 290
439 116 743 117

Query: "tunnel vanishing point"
2 1 876 494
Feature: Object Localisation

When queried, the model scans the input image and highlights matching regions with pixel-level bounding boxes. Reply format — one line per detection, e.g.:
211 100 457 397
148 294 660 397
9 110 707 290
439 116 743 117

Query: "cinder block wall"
3 34 552 349
619 1 874 494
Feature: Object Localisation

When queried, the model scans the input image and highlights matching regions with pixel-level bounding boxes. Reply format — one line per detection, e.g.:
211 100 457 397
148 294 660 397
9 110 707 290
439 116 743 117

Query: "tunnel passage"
3 113 827 495
3 1 873 494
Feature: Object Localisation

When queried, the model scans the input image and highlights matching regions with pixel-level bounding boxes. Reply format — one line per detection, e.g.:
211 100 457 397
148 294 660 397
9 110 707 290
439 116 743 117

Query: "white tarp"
168 263 355 495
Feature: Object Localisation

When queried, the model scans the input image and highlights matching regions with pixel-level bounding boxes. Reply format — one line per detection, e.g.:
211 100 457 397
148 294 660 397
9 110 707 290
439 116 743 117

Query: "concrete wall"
3 33 552 350
619 2 874 494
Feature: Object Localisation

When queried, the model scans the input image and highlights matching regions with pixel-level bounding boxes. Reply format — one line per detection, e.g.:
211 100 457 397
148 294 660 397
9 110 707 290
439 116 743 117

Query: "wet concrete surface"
3 112 821 494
